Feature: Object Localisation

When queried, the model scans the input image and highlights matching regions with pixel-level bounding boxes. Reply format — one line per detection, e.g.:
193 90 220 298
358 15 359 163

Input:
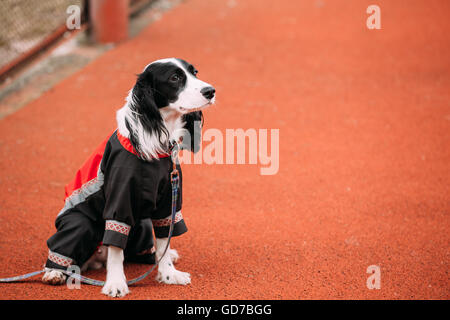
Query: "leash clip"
169 138 181 178
171 167 179 179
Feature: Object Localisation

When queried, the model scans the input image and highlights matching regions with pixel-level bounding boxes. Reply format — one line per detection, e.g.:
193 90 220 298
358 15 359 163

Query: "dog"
42 58 215 297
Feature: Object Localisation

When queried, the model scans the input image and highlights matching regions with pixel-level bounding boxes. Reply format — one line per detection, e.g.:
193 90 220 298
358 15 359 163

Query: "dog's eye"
193 70 198 76
170 74 180 82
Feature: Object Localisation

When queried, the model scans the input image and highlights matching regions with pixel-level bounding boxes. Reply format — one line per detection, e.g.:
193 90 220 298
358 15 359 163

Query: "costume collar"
116 130 171 159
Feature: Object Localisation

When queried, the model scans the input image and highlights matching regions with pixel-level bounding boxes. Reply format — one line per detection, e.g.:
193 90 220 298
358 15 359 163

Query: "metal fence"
0 0 153 79
0 0 85 74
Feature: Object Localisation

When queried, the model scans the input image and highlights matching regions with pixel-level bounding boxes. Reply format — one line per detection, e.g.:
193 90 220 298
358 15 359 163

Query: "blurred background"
0 0 175 118
0 0 448 300
0 0 160 80
0 0 85 73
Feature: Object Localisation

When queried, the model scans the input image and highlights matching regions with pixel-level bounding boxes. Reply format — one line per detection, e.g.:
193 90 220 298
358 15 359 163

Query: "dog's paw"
42 269 66 285
156 268 191 285
102 279 129 298
168 248 180 264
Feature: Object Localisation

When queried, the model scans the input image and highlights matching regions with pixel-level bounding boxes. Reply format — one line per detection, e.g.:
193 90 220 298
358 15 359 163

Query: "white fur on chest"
116 91 185 160
160 107 186 142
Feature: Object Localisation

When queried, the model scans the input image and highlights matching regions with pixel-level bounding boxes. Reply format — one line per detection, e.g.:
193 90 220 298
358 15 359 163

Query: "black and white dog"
42 58 215 297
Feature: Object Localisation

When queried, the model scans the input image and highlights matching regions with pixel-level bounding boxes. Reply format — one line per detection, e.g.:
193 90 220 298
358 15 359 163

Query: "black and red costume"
45 130 186 270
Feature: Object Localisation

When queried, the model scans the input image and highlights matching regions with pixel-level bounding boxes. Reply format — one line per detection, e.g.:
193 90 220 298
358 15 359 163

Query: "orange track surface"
0 0 449 299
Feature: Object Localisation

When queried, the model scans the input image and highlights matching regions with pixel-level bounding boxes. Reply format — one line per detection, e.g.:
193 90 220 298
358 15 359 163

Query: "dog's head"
135 58 215 113
120 58 215 159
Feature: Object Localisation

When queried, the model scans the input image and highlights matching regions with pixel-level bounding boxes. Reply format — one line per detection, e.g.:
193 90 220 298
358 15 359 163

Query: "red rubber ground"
0 0 449 299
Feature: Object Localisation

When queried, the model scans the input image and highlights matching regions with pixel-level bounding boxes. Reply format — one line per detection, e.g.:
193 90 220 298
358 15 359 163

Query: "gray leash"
0 153 180 287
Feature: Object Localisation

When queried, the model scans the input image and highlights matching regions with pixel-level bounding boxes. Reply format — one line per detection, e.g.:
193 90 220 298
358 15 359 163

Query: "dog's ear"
127 71 169 156
181 111 203 153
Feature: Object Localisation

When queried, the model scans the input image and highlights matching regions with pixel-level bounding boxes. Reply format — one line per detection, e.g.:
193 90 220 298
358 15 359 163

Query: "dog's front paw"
42 269 66 285
156 268 191 285
102 279 129 298
168 248 180 264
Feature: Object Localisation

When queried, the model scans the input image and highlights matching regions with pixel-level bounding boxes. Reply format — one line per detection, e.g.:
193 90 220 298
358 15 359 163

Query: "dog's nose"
200 86 215 100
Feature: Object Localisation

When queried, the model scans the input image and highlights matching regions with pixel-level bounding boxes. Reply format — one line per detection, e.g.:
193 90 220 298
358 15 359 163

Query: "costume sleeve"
102 166 139 249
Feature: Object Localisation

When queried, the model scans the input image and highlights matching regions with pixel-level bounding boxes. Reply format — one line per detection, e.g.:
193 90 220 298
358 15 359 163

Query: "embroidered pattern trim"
105 220 131 236
152 211 183 227
48 250 74 267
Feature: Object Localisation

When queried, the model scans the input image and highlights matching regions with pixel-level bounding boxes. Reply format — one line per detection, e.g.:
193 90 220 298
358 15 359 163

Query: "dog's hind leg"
81 245 108 272
42 268 67 285
43 211 102 286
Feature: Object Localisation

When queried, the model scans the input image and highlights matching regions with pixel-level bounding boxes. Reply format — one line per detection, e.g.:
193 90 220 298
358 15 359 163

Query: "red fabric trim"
116 130 170 159
63 130 170 201
96 242 103 251
64 135 110 200
116 130 138 155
